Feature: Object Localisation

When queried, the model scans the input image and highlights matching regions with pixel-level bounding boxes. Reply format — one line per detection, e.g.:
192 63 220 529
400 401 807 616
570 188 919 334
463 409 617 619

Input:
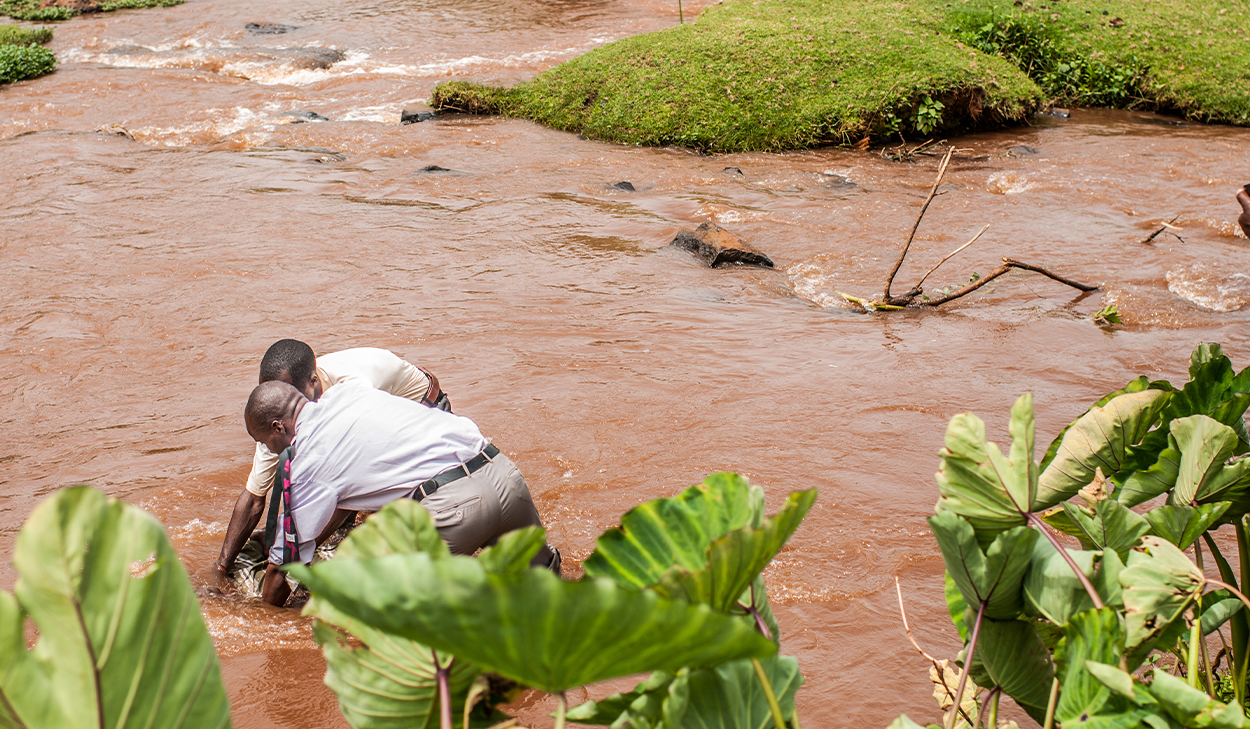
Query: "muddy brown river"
2 0 1249 724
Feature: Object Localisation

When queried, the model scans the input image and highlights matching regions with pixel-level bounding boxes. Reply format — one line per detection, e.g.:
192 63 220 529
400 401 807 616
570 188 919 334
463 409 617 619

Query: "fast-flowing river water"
2 0 1249 724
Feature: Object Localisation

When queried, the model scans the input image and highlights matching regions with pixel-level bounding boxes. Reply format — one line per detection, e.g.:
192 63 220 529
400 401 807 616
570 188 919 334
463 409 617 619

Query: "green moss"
432 0 1250 151
0 42 54 83
99 0 182 11
0 23 52 45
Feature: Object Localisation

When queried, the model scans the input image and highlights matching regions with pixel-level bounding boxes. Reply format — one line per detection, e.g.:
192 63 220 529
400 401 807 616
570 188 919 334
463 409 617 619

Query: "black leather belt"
412 443 500 501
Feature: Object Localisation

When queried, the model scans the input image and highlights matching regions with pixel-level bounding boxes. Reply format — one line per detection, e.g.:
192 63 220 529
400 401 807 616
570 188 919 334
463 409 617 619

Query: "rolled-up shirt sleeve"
246 442 281 497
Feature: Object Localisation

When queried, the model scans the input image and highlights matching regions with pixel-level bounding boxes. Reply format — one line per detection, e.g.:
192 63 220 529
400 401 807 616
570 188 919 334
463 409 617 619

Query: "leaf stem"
434 652 453 729
988 688 1000 728
947 601 986 729
554 691 567 729
1042 676 1059 729
1026 513 1104 609
752 657 788 728
1193 542 1215 696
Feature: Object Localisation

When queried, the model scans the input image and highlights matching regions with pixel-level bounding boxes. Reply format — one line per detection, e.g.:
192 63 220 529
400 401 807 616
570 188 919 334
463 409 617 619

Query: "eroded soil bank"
0 0 1248 725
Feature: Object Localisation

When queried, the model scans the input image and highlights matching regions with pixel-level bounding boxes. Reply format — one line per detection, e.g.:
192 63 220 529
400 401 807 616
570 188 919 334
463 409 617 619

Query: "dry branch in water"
840 145 1099 311
1139 215 1180 245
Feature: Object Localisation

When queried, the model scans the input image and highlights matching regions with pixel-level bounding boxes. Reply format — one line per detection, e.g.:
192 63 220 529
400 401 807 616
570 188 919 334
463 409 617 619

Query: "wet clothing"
245 348 445 497
267 382 550 567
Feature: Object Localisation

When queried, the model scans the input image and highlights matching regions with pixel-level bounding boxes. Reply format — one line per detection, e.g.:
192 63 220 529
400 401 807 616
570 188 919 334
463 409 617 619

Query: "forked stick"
1139 215 1180 244
915 258 1098 307
915 225 990 290
884 147 955 299
895 577 977 728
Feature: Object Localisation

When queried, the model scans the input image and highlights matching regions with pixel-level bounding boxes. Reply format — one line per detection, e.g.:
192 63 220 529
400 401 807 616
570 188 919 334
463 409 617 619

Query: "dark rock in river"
821 172 858 190
1007 145 1039 156
669 222 774 269
246 23 297 35
1045 108 1071 119
401 106 437 124
723 166 744 176
279 110 330 123
276 47 347 70
610 181 635 191
419 165 453 172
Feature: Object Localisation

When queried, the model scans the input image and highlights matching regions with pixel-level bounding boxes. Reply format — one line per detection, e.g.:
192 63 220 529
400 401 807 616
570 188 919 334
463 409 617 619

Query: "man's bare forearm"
216 489 266 575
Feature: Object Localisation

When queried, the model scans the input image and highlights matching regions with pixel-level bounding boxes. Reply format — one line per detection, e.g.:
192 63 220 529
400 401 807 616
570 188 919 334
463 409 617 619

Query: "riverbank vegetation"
431 0 1250 152
892 343 1250 729
0 23 54 84
0 0 181 23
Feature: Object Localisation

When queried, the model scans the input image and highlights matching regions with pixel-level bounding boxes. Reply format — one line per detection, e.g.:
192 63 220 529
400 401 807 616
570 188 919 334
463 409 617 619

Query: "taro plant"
890 343 1250 729
0 486 232 728
290 473 816 729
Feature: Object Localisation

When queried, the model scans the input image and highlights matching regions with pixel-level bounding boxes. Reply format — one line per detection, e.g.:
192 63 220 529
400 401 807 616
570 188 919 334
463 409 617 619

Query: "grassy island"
0 0 181 23
431 0 1250 152
0 23 55 84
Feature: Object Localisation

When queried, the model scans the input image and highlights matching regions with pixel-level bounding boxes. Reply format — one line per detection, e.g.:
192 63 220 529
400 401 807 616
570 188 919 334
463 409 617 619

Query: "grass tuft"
432 0 1250 151
0 23 52 45
1 0 182 22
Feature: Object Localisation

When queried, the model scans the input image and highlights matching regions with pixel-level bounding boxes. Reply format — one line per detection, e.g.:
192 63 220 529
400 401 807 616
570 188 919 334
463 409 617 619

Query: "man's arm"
215 489 266 576
261 563 291 606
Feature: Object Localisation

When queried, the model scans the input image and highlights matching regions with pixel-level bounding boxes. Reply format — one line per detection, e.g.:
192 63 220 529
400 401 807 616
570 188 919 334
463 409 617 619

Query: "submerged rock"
1007 144 1039 156
246 22 297 35
610 180 635 191
401 107 437 124
669 222 774 268
278 110 330 123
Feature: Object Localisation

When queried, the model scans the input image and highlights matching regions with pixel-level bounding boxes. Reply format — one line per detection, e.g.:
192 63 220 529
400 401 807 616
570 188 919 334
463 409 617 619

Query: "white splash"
1166 264 1250 312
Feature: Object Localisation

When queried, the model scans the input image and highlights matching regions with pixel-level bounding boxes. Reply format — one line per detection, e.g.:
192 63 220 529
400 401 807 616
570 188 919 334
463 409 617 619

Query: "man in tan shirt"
214 339 449 576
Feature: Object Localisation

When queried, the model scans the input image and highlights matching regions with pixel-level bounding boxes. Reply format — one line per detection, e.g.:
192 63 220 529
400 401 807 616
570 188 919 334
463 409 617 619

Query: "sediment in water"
430 0 1250 152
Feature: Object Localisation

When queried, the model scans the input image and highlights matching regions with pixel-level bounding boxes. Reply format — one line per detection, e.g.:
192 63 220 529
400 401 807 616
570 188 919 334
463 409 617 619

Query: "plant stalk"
752 657 788 729
947 601 987 729
677 0 683 23
988 688 1000 729
1042 677 1059 729
1193 542 1216 696
1025 513 1104 609
434 652 453 729
791 710 802 729
1189 609 1203 690
884 147 953 300
554 691 567 729
1236 519 1250 706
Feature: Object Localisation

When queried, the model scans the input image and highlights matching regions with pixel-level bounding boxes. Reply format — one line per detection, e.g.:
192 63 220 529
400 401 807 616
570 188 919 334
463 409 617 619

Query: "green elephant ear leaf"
929 510 1036 620
1198 592 1244 637
335 498 450 561
477 526 547 576
652 489 816 615
2 486 230 729
565 670 677 726
1166 415 1250 507
969 617 1055 722
583 473 765 588
1035 389 1170 511
289 553 777 694
935 394 1039 545
679 656 803 729
1023 540 1123 626
1057 500 1151 559
1145 503 1231 550
944 571 970 643
1054 608 1128 726
1120 537 1205 651
1148 669 1248 728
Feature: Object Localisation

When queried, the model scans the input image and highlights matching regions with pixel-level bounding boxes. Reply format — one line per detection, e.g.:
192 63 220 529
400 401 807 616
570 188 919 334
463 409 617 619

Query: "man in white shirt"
215 339 450 577
244 379 558 607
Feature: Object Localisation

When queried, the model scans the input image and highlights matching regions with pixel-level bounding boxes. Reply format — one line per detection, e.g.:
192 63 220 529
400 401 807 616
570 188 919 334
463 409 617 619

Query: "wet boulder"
246 23 297 35
401 106 437 124
272 47 347 70
278 110 329 123
610 180 635 191
669 222 774 268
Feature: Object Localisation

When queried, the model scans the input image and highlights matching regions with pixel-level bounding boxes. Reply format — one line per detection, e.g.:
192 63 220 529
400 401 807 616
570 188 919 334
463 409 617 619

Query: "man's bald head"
245 381 308 454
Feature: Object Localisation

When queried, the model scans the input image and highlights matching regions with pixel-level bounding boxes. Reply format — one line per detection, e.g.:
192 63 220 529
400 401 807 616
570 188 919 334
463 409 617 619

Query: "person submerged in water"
244 379 560 607
1237 184 1250 238
215 339 451 577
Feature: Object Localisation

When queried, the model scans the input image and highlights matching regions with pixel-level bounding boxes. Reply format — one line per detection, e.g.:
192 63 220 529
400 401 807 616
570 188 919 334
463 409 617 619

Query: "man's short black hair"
259 339 316 387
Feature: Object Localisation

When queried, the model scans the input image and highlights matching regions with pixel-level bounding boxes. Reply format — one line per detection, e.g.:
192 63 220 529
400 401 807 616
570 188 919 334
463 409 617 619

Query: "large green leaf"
1166 415 1250 508
1056 500 1151 558
968 617 1054 721
935 394 1039 546
583 473 765 588
1120 537 1205 651
653 489 816 615
566 657 802 729
289 553 777 694
0 486 230 729
307 500 538 729
1054 608 1127 726
1147 670 1247 729
1023 540 1123 626
1145 503 1231 550
929 510 1036 620
1035 389 1170 510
